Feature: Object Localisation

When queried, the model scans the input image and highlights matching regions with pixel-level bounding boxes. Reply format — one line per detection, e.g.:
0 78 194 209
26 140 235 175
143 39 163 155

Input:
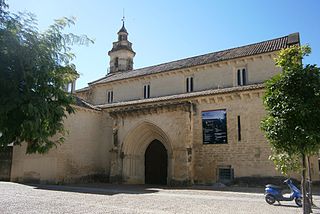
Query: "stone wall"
108 102 193 185
87 52 281 105
10 107 113 184
105 88 320 185
191 89 320 184
10 89 320 185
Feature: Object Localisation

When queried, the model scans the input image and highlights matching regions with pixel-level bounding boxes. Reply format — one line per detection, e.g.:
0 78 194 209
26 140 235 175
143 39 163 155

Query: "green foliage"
0 3 93 153
269 149 301 175
261 45 320 173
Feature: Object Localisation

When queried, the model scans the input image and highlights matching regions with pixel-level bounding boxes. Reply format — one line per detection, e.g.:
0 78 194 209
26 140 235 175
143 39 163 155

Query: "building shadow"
20 182 320 197
24 183 159 196
184 185 265 194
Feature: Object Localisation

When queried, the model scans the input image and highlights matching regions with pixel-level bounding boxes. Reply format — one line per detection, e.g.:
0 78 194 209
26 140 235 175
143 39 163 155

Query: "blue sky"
8 0 320 89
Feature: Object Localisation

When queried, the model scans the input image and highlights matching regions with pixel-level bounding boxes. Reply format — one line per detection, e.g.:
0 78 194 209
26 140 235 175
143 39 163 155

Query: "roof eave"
97 84 265 110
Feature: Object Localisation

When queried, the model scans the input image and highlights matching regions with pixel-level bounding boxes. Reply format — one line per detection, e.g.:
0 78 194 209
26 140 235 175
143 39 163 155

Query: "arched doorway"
145 140 168 185
119 121 172 184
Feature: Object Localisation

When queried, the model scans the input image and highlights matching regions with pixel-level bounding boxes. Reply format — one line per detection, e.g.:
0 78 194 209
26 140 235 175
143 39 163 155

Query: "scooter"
265 178 302 207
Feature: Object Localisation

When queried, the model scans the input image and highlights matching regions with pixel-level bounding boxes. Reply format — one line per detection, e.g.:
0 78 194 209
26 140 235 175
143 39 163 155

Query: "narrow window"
237 68 247 86
107 91 113 103
144 84 150 99
111 91 113 103
237 115 241 141
115 57 119 68
242 68 246 85
186 78 189 92
237 69 241 86
186 77 194 92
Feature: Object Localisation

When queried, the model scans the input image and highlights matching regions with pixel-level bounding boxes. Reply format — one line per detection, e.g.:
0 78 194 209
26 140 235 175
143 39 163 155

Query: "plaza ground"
1 182 320 214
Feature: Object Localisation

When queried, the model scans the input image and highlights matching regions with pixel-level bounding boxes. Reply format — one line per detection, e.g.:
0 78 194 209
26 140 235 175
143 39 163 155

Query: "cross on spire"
121 8 125 24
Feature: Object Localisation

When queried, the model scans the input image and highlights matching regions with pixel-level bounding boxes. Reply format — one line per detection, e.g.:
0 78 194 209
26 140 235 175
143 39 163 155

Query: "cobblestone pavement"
1 182 320 214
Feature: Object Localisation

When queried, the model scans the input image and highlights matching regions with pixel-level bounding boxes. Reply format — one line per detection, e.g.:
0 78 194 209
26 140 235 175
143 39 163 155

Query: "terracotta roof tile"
90 33 299 85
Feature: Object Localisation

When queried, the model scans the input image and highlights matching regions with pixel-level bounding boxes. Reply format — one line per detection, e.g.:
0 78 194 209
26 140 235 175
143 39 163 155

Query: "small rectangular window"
107 90 113 103
237 115 241 141
237 68 247 86
186 77 194 93
144 84 150 99
218 166 234 183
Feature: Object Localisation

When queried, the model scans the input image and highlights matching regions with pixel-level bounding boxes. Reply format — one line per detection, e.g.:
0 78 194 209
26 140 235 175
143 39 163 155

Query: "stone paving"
1 182 320 214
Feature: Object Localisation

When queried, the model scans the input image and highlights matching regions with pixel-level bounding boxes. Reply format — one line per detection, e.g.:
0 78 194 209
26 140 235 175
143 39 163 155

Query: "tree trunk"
307 156 313 205
302 154 312 213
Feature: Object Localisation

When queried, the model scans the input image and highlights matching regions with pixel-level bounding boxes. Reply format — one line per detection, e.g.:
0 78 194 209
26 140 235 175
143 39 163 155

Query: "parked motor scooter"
265 178 302 207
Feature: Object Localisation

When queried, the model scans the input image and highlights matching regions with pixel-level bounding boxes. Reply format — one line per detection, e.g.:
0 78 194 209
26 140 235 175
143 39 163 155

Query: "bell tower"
108 19 135 74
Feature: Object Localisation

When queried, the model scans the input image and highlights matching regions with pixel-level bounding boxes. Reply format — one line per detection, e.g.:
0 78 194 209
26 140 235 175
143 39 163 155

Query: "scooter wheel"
265 194 276 205
295 197 302 207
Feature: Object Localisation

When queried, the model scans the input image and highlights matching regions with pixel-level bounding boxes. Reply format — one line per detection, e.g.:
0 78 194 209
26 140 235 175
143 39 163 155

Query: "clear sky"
7 0 320 89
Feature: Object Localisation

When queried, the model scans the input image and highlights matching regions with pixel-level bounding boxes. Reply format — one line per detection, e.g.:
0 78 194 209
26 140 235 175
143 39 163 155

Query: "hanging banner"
202 110 227 144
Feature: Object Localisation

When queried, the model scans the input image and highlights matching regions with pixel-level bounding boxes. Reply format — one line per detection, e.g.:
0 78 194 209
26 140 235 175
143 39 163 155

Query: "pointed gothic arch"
121 121 173 184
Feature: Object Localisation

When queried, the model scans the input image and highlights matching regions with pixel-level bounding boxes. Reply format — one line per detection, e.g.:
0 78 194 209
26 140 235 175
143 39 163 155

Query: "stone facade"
11 107 112 183
10 25 320 185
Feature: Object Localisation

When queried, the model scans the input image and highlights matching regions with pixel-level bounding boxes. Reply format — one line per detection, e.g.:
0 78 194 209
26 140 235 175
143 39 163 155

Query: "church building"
9 22 320 185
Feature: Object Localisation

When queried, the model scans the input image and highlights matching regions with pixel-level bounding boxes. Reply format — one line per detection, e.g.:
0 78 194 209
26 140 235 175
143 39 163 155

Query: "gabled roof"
89 33 299 86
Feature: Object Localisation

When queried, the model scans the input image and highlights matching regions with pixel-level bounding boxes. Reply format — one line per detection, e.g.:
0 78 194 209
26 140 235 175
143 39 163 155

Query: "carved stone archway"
121 121 173 184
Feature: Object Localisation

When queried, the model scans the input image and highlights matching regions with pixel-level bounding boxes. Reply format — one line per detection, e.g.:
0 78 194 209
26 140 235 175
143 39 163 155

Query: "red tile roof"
89 33 299 86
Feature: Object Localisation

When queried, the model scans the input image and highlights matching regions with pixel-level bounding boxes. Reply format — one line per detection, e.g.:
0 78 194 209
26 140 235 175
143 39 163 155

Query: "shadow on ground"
186 184 320 195
25 183 159 196
21 182 320 196
273 204 300 208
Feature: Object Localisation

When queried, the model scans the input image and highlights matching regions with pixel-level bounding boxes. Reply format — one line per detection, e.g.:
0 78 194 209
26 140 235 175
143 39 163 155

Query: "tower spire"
108 14 135 74
122 8 125 25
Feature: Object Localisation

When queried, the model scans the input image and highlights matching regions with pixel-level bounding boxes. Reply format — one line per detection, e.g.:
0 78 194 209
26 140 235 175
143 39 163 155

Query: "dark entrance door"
145 140 168 185
0 146 13 181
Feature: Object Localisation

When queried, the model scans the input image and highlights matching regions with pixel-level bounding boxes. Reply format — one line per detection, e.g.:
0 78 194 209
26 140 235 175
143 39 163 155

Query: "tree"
0 1 93 153
261 45 320 213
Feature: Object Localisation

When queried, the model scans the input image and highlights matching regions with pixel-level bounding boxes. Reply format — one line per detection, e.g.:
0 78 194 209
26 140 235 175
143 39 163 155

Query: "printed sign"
202 110 227 144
